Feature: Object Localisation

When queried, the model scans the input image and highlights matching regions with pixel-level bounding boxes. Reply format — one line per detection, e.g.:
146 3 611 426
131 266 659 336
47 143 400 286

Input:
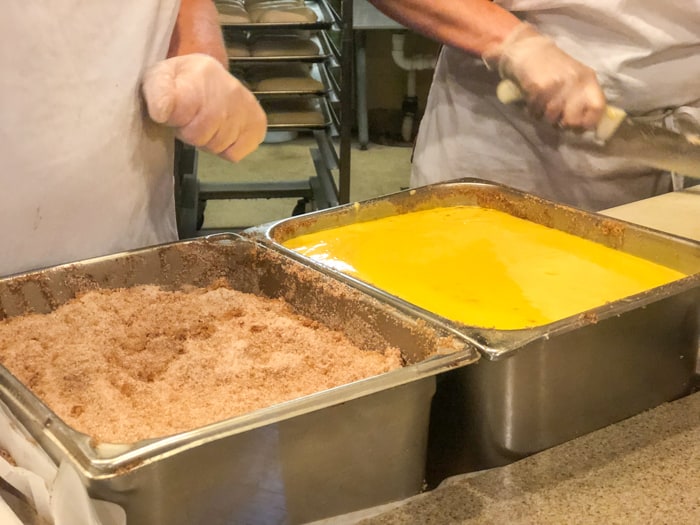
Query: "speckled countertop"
359 390 700 524
320 186 700 525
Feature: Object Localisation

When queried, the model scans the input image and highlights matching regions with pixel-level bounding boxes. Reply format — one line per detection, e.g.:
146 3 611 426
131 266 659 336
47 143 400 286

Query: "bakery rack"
175 0 354 237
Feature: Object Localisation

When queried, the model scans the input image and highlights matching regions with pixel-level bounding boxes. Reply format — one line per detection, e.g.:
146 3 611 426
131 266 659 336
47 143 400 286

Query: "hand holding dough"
142 53 267 162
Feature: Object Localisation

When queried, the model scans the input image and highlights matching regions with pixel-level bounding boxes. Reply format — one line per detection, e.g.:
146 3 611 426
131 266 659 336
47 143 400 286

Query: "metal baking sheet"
0 234 477 525
247 178 700 478
263 95 333 130
218 0 336 30
226 32 333 63
249 62 330 96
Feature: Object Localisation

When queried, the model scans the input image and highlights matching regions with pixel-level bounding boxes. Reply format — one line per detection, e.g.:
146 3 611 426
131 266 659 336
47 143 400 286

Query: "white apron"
411 0 700 210
0 1 180 277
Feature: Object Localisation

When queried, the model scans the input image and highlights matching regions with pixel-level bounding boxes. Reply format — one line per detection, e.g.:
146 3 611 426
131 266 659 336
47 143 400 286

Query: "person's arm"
369 0 605 130
368 0 521 57
167 0 228 67
142 0 267 162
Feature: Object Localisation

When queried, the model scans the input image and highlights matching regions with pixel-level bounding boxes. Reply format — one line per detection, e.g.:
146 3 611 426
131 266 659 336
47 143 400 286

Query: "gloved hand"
483 23 606 130
142 53 267 162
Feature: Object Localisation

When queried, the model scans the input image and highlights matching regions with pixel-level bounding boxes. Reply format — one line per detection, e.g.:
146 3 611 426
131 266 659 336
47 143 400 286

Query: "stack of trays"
0 235 477 524
249 178 700 484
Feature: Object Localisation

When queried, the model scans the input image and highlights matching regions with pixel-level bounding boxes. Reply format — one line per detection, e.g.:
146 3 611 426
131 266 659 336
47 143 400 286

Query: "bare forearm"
168 0 227 67
368 0 521 56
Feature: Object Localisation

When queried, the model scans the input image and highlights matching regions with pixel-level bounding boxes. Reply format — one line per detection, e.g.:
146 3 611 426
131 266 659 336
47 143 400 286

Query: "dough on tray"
250 35 320 57
245 63 324 92
244 0 304 7
219 0 318 24
217 2 251 24
256 75 324 92
249 6 318 24
263 98 326 126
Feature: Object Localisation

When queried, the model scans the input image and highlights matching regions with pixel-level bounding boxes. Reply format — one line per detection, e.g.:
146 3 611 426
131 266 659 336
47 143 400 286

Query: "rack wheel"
292 198 311 216
197 199 207 230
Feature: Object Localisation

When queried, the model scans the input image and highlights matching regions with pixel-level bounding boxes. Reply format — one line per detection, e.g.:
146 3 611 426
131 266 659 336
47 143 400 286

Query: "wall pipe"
390 32 437 142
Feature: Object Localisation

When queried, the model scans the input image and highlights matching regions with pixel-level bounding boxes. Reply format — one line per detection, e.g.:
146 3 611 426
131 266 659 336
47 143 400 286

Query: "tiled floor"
197 133 413 230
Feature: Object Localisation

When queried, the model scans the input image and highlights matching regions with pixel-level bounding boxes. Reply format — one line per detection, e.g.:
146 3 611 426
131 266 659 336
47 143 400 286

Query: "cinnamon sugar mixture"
0 282 403 444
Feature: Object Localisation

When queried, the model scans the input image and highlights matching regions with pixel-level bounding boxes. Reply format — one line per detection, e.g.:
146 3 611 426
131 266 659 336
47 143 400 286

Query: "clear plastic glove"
142 53 267 162
483 23 605 130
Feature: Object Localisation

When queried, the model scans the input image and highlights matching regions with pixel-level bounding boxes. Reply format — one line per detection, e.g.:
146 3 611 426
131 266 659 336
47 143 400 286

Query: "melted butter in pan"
283 206 686 329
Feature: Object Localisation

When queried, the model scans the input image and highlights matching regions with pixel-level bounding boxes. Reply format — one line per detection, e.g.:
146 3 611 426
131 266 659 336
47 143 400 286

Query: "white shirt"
0 1 180 276
498 0 700 111
411 0 700 210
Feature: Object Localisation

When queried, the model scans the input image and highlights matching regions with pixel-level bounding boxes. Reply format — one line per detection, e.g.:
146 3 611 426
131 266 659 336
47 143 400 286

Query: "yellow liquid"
283 206 686 329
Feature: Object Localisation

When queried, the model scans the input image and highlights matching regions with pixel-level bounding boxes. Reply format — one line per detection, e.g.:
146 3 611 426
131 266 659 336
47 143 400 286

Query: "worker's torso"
496 0 700 111
0 1 180 276
411 0 700 209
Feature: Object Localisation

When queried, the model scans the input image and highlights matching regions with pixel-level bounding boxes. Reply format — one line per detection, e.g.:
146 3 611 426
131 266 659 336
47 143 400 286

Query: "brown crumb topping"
0 282 403 444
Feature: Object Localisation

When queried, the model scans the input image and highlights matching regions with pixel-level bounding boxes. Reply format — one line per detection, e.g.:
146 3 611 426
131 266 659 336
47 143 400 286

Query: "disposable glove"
483 23 605 130
142 53 267 162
